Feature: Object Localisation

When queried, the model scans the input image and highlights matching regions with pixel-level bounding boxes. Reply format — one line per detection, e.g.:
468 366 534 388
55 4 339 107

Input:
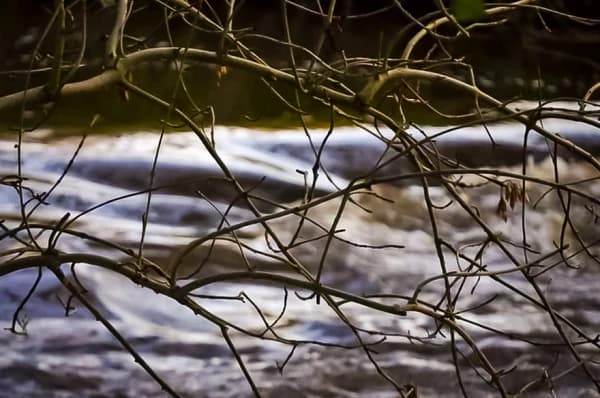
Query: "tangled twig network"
1 1 600 397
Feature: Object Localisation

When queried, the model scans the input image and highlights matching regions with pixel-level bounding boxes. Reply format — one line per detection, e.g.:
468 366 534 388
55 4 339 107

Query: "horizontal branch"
0 70 120 112
1 46 596 170
1 251 505 393
0 47 354 112
179 271 408 316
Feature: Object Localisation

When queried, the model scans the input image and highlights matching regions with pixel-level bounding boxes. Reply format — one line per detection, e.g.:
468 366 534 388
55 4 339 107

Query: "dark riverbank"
2 1 599 129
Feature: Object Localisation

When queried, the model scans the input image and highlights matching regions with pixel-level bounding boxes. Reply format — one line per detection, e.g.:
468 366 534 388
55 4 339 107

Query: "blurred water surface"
1 113 600 397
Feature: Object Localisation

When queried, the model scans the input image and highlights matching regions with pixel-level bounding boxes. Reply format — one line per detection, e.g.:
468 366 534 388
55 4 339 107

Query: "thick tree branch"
0 69 120 112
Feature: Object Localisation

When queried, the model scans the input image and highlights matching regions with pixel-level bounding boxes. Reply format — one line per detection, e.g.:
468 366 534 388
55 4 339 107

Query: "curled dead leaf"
496 196 508 222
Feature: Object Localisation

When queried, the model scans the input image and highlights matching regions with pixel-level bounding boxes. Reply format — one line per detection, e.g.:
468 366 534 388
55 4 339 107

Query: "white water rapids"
1 116 600 397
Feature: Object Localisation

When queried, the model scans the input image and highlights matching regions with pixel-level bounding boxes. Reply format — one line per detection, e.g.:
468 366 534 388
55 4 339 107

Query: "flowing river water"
1 111 600 397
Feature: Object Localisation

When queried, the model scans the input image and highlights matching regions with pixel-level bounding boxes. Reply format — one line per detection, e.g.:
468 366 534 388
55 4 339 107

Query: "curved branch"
401 0 534 61
358 67 600 170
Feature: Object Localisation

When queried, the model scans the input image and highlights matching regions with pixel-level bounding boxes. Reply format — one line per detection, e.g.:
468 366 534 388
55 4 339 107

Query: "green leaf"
451 0 485 22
